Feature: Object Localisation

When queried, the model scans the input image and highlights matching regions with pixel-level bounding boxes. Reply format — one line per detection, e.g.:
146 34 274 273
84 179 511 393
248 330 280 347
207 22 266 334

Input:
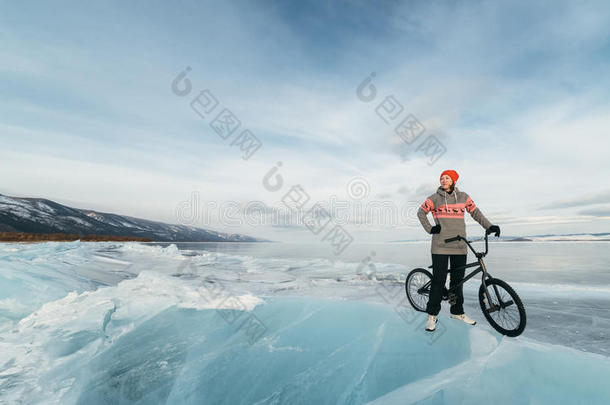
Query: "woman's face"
440 174 453 191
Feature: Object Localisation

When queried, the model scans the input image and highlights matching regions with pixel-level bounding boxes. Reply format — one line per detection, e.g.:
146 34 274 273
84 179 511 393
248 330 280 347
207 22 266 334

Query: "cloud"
579 207 610 217
538 190 610 210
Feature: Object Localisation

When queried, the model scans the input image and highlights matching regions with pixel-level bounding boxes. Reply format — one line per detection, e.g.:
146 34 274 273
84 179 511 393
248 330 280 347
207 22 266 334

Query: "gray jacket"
417 186 492 254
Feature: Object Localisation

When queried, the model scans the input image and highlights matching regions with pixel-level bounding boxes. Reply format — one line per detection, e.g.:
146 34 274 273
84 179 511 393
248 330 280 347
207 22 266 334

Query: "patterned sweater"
417 186 492 254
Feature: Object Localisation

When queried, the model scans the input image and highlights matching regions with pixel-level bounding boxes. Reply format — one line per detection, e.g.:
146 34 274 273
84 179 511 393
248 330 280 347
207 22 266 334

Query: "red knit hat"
440 170 459 184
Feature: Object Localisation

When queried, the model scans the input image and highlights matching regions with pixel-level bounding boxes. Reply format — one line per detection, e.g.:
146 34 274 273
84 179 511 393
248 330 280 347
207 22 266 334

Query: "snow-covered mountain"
0 194 267 242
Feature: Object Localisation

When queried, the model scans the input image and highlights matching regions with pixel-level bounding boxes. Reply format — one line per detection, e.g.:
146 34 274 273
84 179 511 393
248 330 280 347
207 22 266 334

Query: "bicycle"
404 231 526 337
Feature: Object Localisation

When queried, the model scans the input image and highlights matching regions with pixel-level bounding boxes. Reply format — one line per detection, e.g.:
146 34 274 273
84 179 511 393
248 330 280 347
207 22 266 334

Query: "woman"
417 170 500 332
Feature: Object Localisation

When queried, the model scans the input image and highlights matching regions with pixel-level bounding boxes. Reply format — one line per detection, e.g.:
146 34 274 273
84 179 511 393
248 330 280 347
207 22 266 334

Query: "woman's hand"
430 225 441 234
487 225 501 237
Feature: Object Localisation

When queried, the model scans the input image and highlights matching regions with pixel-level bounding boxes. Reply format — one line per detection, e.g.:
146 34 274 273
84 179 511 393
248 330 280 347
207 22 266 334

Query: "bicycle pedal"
447 292 457 305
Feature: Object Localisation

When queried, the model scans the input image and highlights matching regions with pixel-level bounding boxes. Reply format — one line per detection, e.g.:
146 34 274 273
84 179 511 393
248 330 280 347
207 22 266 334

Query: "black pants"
426 254 467 316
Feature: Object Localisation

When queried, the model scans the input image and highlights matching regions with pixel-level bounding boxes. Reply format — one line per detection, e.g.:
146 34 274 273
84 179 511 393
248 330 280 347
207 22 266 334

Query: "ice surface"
369 327 610 404
0 241 609 404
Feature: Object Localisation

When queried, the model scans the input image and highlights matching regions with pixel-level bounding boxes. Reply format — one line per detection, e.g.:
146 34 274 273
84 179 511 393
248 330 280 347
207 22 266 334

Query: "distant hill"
389 232 610 243
0 194 267 242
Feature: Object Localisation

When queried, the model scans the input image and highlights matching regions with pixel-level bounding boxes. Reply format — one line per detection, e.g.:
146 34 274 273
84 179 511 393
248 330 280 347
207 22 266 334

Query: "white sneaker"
425 315 438 331
450 313 476 325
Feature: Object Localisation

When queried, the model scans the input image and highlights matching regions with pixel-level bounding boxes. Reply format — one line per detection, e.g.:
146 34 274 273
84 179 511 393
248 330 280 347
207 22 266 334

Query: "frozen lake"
0 240 609 403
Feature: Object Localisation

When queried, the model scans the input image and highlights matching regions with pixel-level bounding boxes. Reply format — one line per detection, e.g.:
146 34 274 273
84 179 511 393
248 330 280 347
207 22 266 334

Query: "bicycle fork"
479 259 499 313
480 259 514 313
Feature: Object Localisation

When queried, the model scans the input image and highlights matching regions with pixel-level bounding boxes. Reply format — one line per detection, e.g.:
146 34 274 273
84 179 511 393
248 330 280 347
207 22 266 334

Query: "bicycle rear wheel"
479 278 526 337
405 268 432 312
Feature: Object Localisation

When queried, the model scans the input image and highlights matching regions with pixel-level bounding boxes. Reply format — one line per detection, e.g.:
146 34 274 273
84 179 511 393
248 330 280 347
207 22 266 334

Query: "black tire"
405 268 432 312
479 278 526 337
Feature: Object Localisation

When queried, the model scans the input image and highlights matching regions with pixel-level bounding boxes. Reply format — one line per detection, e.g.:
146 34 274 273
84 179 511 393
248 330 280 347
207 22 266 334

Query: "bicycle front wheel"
405 268 432 312
479 278 526 337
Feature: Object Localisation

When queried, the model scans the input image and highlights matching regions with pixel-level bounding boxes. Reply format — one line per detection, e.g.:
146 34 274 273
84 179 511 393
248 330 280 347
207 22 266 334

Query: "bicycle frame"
417 233 502 310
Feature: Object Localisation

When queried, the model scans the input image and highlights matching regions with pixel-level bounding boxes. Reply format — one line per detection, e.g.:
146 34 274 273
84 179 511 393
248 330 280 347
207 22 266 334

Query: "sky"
1 0 610 242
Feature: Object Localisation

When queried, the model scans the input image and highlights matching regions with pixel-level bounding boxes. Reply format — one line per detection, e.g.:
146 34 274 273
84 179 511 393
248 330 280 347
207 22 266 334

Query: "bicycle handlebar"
444 233 491 257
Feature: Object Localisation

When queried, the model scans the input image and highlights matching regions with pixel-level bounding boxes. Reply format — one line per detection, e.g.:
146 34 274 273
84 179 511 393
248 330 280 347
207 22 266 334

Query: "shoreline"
0 232 153 242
